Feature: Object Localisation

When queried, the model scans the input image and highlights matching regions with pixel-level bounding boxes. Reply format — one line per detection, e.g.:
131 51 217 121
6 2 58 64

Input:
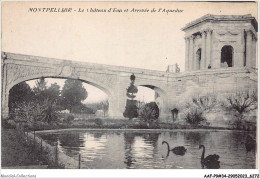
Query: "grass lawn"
1 127 48 168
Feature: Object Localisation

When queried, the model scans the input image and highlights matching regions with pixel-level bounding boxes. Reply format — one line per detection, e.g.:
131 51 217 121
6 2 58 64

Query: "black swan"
199 145 220 169
162 141 187 156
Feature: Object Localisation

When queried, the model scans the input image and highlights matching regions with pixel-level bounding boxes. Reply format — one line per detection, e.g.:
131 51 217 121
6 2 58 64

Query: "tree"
33 77 48 103
40 99 59 124
33 77 47 92
32 78 62 108
100 100 109 117
123 100 139 119
123 74 139 119
221 91 257 129
8 82 34 116
46 82 61 103
61 79 88 112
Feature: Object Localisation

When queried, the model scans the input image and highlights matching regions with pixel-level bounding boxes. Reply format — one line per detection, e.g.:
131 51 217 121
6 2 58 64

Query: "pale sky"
2 2 257 71
2 2 257 102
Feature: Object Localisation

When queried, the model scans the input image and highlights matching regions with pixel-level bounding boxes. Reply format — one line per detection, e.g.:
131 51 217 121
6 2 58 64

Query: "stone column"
1 56 9 118
193 36 197 70
206 29 212 68
201 31 206 69
241 30 246 67
189 35 194 70
252 35 257 68
185 37 190 71
246 30 252 67
1 55 5 106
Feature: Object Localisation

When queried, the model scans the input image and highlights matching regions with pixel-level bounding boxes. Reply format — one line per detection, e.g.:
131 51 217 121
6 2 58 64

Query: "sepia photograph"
1 1 258 178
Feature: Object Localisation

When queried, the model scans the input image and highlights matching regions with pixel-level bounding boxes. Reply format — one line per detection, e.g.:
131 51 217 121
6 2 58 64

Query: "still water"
38 130 256 169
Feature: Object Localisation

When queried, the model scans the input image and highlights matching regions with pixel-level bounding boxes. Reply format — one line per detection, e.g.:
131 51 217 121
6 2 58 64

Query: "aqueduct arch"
7 75 116 117
1 53 120 118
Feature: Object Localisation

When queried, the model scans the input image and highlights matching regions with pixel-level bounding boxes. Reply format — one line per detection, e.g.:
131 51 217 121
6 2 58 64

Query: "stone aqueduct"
1 14 258 121
1 52 257 120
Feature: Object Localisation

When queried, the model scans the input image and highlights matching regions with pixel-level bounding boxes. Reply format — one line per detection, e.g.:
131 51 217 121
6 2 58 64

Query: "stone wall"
164 68 257 126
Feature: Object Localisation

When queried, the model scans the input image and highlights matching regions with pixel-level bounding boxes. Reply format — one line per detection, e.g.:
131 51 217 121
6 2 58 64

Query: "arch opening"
135 85 167 119
7 77 112 121
221 45 234 67
196 48 202 70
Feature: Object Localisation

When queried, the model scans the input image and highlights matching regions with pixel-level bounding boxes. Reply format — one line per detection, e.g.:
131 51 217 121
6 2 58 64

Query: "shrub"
41 99 59 123
186 95 217 112
14 98 59 127
94 118 103 127
184 108 206 126
191 95 217 112
71 104 95 114
140 102 159 127
2 118 16 129
221 91 257 129
183 95 216 127
65 114 74 125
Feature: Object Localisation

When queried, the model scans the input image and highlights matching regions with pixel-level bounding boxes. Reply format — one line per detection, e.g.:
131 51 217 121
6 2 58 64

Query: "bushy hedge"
184 108 206 126
94 118 104 127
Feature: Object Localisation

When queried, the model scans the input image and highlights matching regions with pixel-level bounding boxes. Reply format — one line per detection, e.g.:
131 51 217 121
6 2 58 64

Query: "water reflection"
59 132 84 150
184 132 209 147
93 132 103 139
123 133 160 168
38 130 256 169
124 133 135 168
81 133 107 163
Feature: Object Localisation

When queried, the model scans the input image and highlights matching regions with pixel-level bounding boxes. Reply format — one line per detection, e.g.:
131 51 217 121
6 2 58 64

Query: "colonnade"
185 28 257 71
185 29 212 71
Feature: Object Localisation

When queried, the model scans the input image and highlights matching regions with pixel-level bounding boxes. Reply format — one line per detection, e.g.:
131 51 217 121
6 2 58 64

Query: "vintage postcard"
1 1 258 178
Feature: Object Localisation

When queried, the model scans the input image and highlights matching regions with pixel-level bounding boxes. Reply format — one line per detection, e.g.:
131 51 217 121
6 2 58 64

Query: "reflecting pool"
38 130 256 169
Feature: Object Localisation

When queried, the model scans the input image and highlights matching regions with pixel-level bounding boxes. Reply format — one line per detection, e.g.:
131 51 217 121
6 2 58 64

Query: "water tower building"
182 14 257 71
